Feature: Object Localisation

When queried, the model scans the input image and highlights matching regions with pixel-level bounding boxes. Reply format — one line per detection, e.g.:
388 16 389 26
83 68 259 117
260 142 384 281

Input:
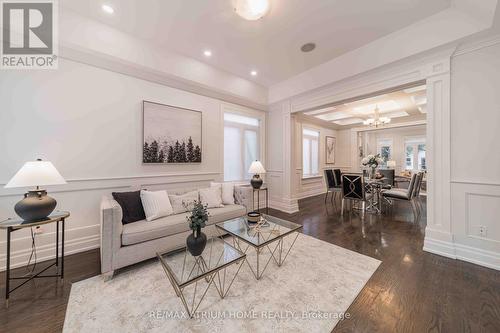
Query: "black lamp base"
250 175 263 189
14 189 57 221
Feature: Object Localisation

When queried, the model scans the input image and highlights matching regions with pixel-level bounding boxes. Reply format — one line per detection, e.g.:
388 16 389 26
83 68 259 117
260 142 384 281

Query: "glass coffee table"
157 237 245 318
216 215 302 280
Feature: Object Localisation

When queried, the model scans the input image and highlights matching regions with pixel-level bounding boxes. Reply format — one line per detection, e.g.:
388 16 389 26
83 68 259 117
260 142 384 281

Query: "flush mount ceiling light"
101 4 114 14
234 0 270 21
250 70 258 76
203 50 212 57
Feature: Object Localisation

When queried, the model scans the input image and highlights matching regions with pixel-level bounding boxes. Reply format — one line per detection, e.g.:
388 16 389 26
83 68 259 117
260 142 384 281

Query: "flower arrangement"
184 200 209 257
184 200 209 232
361 154 384 168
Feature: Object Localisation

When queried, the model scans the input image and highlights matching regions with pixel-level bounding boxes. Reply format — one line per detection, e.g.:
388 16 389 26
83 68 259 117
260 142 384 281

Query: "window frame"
222 104 266 182
302 128 320 178
377 138 393 166
404 136 426 172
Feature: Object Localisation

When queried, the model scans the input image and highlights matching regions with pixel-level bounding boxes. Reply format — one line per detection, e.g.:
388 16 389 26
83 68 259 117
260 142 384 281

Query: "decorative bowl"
247 211 261 223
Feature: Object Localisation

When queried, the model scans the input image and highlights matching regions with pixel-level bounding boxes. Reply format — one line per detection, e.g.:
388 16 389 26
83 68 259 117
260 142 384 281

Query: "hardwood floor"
1 194 499 332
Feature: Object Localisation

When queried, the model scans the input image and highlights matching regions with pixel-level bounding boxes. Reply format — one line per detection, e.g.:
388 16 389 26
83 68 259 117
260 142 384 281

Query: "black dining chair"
341 174 367 218
333 169 342 187
324 169 341 205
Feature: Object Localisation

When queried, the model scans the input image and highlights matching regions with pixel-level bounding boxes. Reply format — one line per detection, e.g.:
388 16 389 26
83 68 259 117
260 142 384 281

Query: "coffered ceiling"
61 0 452 87
299 84 427 129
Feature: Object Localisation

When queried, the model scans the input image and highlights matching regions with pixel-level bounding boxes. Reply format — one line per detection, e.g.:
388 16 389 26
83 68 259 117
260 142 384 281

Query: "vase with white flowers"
361 154 384 179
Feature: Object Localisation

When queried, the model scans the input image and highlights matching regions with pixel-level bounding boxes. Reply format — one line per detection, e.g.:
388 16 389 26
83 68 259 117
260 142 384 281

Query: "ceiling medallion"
363 106 391 128
234 0 270 21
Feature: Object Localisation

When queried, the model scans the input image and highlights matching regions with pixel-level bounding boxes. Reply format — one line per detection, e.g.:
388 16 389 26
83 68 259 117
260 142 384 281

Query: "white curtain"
224 113 260 181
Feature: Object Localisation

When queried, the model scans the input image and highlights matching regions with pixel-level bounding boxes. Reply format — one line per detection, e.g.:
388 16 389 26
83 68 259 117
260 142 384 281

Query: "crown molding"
453 34 500 57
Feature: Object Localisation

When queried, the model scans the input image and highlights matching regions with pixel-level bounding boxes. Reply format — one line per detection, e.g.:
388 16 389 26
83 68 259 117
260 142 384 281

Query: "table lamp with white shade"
248 160 266 189
387 160 396 169
4 159 66 221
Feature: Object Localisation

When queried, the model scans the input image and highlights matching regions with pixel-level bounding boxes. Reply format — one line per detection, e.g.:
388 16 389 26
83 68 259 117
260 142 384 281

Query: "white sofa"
99 186 252 279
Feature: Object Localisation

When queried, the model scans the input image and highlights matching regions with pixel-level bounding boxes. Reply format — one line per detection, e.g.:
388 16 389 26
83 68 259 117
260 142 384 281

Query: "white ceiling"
300 84 427 129
61 0 452 87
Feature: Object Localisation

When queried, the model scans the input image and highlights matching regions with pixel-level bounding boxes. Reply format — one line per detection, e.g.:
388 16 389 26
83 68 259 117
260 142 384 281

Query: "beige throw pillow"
140 190 173 221
199 187 224 208
168 190 199 214
210 182 235 205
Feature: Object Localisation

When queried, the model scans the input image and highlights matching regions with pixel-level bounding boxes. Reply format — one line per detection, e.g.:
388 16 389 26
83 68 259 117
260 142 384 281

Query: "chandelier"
363 106 391 127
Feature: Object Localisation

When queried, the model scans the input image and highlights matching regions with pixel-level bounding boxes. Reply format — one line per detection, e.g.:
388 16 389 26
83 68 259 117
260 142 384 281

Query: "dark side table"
0 211 69 307
252 187 269 214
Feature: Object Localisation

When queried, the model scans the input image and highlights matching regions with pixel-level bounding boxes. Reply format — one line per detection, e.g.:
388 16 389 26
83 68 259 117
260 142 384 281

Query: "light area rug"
63 234 380 333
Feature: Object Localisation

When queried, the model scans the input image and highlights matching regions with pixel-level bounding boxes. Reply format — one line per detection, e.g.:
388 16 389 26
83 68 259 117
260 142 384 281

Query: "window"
418 144 426 170
302 128 319 177
224 112 261 181
377 138 393 166
404 137 426 172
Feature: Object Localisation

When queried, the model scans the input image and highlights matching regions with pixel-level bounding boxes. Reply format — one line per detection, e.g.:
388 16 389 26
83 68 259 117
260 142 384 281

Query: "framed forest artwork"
325 136 336 164
143 101 202 163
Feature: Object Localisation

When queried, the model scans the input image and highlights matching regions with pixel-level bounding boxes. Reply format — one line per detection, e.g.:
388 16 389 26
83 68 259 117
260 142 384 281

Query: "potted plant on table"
185 200 209 257
361 154 384 179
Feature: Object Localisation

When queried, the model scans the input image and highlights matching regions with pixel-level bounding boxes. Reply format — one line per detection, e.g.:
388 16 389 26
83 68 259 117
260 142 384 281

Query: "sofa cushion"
169 190 199 214
199 187 224 208
121 204 246 246
211 182 235 205
207 205 246 224
112 190 146 224
140 190 173 221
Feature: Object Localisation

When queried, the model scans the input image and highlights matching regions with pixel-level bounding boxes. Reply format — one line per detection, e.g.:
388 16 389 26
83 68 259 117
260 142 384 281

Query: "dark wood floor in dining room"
1 195 500 333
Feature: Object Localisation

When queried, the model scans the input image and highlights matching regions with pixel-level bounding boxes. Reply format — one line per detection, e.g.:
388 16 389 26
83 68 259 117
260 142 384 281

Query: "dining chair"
381 172 420 221
378 169 395 188
333 169 342 187
412 172 424 217
324 169 342 205
341 174 367 218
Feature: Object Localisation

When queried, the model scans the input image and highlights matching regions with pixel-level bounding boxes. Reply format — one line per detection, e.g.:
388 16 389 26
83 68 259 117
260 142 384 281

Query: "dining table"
365 178 387 214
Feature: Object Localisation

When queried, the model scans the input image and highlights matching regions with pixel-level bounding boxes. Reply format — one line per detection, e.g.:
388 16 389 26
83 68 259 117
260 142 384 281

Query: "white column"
267 100 299 213
423 69 454 257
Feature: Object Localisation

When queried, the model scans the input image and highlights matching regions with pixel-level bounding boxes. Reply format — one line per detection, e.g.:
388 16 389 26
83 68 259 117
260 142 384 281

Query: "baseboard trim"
297 189 324 200
0 234 100 271
424 237 500 271
454 242 500 271
269 198 299 214
423 238 456 259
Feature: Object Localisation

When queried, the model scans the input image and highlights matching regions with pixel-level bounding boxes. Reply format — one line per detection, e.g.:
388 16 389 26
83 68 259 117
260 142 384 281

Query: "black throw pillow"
112 191 146 224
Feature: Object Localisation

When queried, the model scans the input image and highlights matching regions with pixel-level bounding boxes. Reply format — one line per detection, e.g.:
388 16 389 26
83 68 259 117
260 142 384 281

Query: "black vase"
186 226 207 257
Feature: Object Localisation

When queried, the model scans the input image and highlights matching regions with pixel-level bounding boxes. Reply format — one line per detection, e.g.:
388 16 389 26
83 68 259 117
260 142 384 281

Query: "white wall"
0 58 263 270
449 40 500 268
292 117 338 199
334 129 352 171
